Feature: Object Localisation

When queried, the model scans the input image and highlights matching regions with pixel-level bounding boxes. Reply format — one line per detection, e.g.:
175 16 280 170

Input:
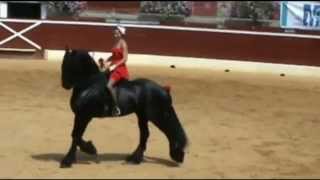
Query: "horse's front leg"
126 113 149 164
60 115 93 168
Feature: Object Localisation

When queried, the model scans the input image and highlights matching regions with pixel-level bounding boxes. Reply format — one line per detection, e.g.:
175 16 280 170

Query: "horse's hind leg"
60 115 95 168
126 113 149 164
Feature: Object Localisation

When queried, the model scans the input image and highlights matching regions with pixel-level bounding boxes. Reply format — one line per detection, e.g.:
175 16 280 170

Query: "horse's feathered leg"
126 113 149 164
60 115 94 168
60 138 77 168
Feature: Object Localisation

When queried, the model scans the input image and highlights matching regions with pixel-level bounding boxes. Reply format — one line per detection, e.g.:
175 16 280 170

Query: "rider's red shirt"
109 47 129 83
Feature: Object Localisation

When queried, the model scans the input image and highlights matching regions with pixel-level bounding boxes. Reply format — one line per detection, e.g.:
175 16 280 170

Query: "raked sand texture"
0 59 320 178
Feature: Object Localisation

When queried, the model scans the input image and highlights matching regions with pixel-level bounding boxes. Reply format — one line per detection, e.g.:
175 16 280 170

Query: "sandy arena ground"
1 59 320 179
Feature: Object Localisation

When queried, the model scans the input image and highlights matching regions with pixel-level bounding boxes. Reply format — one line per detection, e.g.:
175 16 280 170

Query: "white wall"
41 3 47 19
0 2 8 18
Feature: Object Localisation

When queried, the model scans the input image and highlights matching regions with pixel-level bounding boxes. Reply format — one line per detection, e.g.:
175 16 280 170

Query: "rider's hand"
98 58 104 68
104 62 111 70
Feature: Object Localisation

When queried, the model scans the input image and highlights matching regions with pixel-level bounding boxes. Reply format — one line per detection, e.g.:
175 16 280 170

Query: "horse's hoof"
80 141 97 155
170 149 185 163
60 155 76 168
60 159 73 168
60 162 72 168
126 154 143 164
126 160 142 165
94 157 101 164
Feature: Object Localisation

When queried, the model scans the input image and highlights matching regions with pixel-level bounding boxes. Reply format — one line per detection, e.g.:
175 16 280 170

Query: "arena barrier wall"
1 18 320 77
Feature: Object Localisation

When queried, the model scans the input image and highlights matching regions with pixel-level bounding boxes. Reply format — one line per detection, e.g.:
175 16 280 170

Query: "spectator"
140 1 191 17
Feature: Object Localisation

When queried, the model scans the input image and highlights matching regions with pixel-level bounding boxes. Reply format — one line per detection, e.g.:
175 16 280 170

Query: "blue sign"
303 3 320 27
281 1 320 30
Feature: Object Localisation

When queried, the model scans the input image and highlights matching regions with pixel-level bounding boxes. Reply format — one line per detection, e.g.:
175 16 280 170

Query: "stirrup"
112 106 121 116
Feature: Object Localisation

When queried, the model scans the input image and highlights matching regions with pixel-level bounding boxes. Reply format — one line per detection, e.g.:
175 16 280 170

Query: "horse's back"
128 78 172 118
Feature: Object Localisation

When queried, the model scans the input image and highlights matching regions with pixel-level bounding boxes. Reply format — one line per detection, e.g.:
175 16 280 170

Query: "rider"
99 25 129 116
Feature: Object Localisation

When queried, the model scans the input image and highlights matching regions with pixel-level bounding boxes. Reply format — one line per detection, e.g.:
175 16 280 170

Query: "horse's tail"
165 105 188 163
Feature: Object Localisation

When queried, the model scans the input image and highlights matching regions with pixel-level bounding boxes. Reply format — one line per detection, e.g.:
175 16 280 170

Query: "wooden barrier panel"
0 19 320 66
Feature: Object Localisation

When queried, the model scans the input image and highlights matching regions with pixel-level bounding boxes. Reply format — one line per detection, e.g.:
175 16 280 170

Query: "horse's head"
61 48 100 90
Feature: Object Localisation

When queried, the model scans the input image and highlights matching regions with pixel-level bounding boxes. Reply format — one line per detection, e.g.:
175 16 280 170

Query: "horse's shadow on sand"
31 152 179 167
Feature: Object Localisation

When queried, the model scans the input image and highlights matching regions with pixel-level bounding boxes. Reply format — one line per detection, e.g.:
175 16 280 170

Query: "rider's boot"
108 85 121 116
112 104 121 116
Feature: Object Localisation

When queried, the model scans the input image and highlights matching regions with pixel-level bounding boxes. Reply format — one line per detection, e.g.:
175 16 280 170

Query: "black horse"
60 48 188 168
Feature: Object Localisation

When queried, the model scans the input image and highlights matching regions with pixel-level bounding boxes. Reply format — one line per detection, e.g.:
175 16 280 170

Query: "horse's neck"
88 61 100 75
75 62 107 89
75 71 105 89
79 60 101 83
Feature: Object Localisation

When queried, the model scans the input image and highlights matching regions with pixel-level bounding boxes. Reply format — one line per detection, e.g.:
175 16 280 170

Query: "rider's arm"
97 54 112 71
102 54 113 69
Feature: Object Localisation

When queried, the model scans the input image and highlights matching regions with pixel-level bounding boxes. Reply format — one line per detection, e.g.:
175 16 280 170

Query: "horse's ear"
65 45 71 54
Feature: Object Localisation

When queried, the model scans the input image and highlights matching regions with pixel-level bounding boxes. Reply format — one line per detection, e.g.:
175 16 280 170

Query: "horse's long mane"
61 49 101 89
71 50 100 75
